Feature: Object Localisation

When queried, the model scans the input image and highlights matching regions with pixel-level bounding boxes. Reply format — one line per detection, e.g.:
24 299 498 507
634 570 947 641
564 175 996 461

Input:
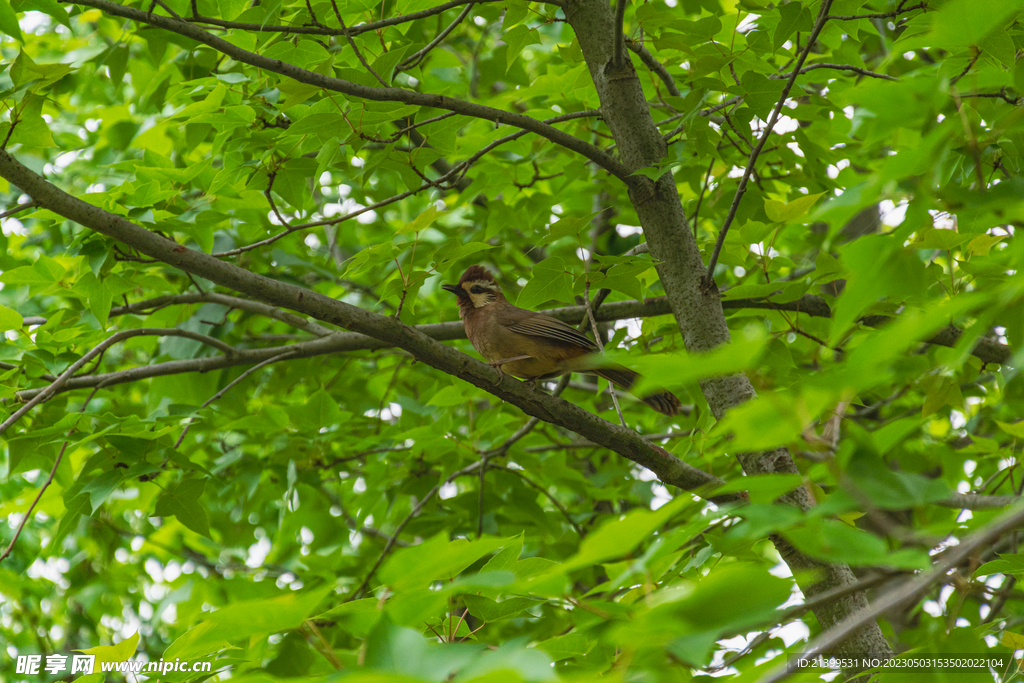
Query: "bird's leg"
487 355 532 386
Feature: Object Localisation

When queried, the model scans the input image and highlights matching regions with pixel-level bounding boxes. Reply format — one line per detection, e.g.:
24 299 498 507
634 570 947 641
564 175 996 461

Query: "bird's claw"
487 355 532 386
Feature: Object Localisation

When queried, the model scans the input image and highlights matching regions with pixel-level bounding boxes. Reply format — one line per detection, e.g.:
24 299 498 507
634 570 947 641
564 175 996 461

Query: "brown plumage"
442 266 682 416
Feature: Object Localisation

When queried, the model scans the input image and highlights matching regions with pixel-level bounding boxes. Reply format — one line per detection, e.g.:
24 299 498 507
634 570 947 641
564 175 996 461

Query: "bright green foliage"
0 0 1023 681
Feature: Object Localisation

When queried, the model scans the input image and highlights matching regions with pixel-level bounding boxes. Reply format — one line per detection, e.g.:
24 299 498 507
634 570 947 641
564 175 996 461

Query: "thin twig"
0 385 103 563
489 463 585 537
0 200 36 219
785 62 898 81
704 0 834 286
183 0 502 37
827 3 926 20
583 272 626 427
625 37 680 96
175 350 296 448
214 110 600 257
329 1 388 86
397 2 475 72
347 460 482 600
0 329 238 436
691 159 715 233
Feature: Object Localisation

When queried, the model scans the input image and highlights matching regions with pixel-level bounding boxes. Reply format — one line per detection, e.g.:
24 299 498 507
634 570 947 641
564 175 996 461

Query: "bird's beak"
441 284 460 294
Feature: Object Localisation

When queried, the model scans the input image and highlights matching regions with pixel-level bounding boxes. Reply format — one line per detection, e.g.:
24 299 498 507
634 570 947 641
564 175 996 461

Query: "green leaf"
0 0 23 42
16 0 70 27
504 25 541 70
165 585 334 658
462 595 533 622
154 478 212 538
929 0 1021 50
77 631 139 666
0 304 23 332
773 1 812 51
739 71 786 119
515 257 575 309
764 192 825 222
535 633 592 661
783 518 930 569
711 474 804 504
379 534 510 592
996 421 1024 439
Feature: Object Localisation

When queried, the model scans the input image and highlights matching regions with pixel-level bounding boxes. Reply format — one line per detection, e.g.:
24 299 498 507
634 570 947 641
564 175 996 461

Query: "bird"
442 265 682 416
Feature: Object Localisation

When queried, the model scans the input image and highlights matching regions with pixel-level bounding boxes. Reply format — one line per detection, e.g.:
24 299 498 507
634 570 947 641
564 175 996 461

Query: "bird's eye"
470 286 484 294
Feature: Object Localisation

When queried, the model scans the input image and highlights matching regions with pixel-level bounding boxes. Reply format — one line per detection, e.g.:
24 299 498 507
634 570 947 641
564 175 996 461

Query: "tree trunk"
565 0 891 658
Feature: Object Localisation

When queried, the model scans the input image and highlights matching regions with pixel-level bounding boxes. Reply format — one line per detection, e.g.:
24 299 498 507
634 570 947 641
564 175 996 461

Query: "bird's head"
442 265 502 314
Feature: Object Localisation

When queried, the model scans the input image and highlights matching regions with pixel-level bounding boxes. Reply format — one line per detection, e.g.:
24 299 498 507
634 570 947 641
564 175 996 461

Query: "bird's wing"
498 308 598 351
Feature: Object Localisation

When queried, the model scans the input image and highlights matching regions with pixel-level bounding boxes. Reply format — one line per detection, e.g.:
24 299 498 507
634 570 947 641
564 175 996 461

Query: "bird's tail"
591 365 683 416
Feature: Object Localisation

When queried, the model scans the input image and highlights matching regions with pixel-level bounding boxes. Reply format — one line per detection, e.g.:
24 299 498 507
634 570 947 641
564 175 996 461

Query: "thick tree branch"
183 0 502 36
11 293 1009 401
611 0 627 69
74 0 631 182
0 149 732 505
626 38 680 97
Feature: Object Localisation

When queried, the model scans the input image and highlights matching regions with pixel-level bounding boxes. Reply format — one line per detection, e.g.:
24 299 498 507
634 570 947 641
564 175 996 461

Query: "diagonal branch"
0 328 238 436
761 502 1024 683
0 148 732 505
397 2 476 73
74 0 630 182
626 38 681 97
185 0 504 37
12 292 1012 402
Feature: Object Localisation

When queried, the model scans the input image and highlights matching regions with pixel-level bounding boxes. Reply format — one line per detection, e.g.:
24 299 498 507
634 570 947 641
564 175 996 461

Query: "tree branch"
184 0 503 36
626 38 680 96
397 2 476 73
75 0 630 182
0 148 732 504
13 292 1012 402
611 0 628 69
0 328 239 436
761 502 1024 683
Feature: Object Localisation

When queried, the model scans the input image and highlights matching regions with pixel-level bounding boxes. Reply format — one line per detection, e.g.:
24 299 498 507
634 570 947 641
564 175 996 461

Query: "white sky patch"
736 14 759 32
2 217 27 236
879 198 907 227
614 318 643 339
776 621 810 646
651 484 672 509
246 534 271 568
439 482 458 500
930 210 956 230
615 223 643 237
774 115 799 134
